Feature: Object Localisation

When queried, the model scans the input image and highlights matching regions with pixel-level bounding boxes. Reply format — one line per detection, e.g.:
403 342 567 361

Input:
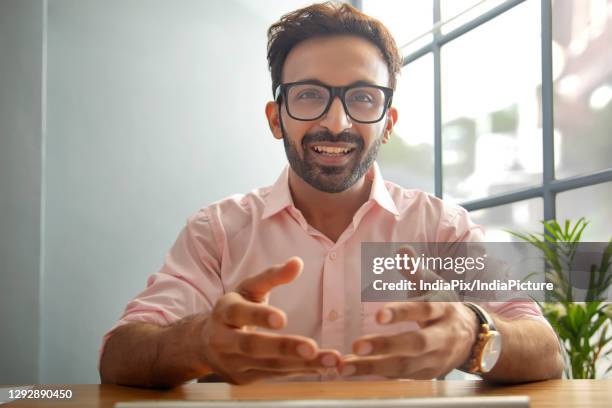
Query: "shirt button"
327 310 339 322
329 251 337 260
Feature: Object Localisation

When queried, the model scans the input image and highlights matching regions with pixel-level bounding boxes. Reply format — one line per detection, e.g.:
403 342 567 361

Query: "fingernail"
378 308 392 324
268 313 283 328
341 365 356 376
321 354 337 367
297 343 315 359
356 342 373 356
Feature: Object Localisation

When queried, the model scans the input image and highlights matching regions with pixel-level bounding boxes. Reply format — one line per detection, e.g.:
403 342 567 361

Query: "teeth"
312 145 352 155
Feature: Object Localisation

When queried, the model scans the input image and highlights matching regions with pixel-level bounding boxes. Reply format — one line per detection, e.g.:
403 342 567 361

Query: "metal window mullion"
434 0 443 198
550 169 612 194
459 169 612 212
402 0 526 67
541 0 555 222
402 43 434 66
460 186 544 212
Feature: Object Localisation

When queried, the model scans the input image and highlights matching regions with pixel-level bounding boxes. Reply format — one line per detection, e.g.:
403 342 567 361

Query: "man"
99 2 563 387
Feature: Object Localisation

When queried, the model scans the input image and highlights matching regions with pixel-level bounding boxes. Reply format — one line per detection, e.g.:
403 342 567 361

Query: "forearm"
481 316 564 383
99 314 212 388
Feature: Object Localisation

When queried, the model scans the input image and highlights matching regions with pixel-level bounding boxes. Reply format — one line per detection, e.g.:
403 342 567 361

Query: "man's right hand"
200 257 341 384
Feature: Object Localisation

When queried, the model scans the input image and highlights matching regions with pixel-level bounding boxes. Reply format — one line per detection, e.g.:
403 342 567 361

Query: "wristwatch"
460 302 502 374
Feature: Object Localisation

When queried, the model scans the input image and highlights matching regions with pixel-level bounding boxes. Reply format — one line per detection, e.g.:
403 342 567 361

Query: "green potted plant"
509 218 612 379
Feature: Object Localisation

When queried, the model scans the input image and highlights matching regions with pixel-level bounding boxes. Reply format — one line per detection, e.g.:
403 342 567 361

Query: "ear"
382 106 398 144
265 101 283 140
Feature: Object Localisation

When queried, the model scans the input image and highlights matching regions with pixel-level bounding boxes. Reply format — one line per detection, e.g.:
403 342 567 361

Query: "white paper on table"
115 396 530 408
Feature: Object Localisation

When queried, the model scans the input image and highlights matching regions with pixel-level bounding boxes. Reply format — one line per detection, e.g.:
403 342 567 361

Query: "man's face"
267 35 397 193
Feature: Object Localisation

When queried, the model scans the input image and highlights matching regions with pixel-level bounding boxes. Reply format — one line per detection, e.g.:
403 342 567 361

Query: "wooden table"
5 380 612 408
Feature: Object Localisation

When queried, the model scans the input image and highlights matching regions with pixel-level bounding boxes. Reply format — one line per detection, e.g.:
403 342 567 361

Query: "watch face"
481 332 502 372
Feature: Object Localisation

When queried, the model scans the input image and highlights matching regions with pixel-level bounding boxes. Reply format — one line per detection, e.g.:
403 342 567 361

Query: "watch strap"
464 302 496 331
460 302 500 374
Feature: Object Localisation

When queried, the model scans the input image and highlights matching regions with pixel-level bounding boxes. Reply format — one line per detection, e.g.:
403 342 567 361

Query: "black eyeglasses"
274 80 394 124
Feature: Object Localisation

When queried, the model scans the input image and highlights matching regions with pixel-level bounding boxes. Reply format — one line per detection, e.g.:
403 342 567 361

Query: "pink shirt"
101 163 549 373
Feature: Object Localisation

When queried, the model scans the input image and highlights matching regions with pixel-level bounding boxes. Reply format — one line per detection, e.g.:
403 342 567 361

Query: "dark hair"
267 2 401 96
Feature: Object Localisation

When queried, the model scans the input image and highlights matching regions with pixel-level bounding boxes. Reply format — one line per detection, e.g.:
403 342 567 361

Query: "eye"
348 91 374 103
296 89 325 100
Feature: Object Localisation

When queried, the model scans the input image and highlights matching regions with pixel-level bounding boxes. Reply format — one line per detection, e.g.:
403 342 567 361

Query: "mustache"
301 131 364 148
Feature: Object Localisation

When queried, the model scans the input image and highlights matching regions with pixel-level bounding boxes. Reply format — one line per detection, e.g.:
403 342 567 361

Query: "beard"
280 119 383 193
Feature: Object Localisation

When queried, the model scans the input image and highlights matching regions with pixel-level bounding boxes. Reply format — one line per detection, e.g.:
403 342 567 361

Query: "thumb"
237 256 303 302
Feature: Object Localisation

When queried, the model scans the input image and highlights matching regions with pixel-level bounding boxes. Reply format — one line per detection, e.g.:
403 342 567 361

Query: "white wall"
0 0 314 385
0 0 44 384
39 0 300 383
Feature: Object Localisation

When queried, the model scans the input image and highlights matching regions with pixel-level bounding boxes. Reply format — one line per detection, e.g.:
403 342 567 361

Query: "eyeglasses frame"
274 80 394 124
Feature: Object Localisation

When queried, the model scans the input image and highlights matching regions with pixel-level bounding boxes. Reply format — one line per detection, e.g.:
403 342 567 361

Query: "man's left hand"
341 302 479 379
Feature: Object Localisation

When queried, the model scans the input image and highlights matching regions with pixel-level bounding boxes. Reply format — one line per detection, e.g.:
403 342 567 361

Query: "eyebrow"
295 78 380 87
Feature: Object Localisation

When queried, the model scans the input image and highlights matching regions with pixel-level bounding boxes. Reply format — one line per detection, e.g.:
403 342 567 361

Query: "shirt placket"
320 243 346 355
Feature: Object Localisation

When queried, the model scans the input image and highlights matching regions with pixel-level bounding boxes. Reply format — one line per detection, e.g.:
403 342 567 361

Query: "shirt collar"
261 162 399 220
367 162 400 217
261 166 294 220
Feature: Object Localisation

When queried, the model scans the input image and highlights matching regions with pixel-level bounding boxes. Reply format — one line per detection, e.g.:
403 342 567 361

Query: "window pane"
441 0 542 203
556 183 612 241
469 198 544 242
378 54 434 194
553 0 612 179
362 0 433 51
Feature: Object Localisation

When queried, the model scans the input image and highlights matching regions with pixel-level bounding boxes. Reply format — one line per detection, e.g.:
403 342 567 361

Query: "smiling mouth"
310 145 355 156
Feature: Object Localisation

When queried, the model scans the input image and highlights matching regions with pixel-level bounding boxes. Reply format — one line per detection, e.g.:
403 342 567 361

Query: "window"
360 0 612 241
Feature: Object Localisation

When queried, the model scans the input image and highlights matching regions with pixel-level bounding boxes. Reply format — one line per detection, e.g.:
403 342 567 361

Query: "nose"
319 96 352 134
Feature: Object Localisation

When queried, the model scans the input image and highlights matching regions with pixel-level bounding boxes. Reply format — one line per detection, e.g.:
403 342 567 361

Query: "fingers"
237 257 303 302
214 292 287 329
210 327 320 360
341 352 442 378
213 258 304 329
375 302 447 325
226 350 341 373
352 324 447 357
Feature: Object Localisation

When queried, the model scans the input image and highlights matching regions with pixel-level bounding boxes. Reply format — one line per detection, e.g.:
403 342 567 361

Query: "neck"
288 168 373 240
